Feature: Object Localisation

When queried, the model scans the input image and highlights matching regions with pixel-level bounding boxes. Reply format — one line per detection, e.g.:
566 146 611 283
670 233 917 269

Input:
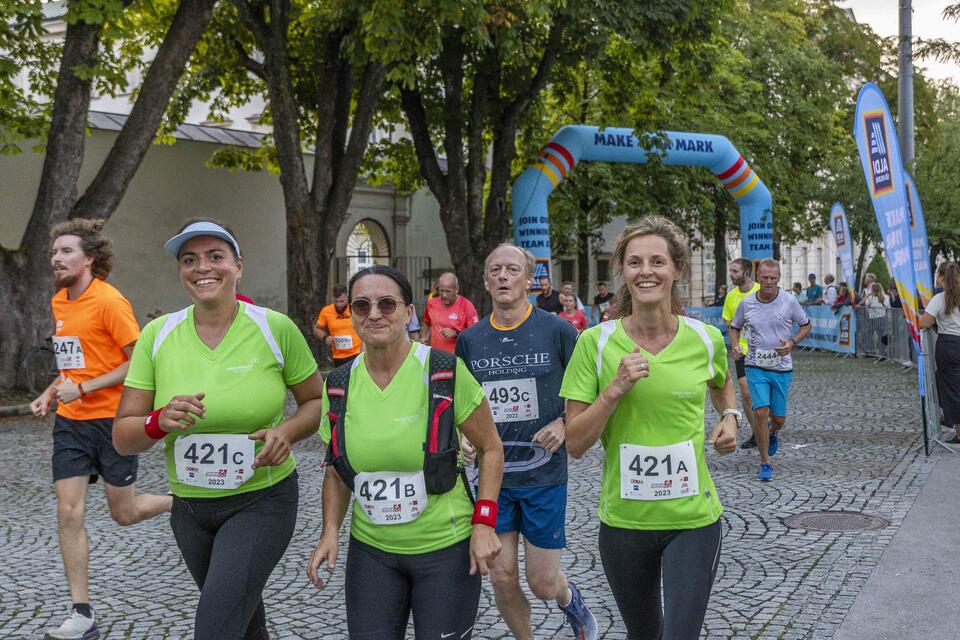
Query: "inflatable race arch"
511 125 774 281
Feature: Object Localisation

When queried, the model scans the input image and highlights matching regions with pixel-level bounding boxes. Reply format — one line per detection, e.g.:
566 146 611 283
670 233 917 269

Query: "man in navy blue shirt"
457 244 596 640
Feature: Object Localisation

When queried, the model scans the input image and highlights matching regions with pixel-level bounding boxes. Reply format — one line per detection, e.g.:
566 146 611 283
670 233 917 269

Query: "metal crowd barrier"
853 307 913 365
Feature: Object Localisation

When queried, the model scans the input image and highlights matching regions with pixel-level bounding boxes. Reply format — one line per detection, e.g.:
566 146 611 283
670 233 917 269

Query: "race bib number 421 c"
619 440 699 501
174 434 255 490
482 378 539 423
355 470 428 525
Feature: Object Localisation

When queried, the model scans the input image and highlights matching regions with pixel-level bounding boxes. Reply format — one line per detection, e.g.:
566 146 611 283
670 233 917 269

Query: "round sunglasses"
350 296 402 317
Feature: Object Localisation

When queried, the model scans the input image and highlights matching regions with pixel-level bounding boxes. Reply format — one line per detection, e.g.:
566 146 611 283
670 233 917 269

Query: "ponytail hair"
607 216 690 320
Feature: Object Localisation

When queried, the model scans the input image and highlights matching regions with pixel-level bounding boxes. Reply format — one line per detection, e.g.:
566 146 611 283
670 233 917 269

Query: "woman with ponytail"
920 262 960 444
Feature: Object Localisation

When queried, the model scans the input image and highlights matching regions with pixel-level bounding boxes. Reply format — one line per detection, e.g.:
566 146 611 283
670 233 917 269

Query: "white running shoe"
45 609 99 640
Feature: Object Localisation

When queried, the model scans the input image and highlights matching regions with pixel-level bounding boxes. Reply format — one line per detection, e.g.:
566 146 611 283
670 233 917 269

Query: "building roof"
42 1 68 20
88 110 265 149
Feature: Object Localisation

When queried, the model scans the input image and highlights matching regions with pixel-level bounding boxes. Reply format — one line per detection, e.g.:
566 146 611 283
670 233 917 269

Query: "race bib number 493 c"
482 378 539 423
619 440 699 501
355 470 428 525
174 434 255 490
52 336 85 370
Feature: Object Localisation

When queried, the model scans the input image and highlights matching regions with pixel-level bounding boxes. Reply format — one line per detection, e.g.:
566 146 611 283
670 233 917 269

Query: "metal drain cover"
783 511 891 532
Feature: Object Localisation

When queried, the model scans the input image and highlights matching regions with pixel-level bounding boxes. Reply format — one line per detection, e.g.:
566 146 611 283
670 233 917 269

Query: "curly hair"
50 218 113 279
607 216 691 319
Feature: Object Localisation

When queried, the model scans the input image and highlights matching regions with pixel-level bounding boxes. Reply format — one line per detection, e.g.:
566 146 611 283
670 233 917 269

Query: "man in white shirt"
822 274 838 306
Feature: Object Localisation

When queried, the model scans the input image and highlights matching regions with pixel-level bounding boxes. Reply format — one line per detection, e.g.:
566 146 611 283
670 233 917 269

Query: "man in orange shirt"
422 272 480 352
30 219 171 640
313 283 362 367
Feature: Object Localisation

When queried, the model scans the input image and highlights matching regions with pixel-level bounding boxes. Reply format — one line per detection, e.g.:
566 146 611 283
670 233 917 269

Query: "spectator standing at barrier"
791 282 803 300
722 258 761 449
314 284 363 367
802 273 823 306
920 262 960 445
822 275 838 306
536 276 563 314
561 281 585 311
859 273 878 301
729 258 811 482
422 272 480 353
863 283 889 354
711 284 728 307
888 279 903 308
559 293 588 332
831 283 855 313
560 216 739 640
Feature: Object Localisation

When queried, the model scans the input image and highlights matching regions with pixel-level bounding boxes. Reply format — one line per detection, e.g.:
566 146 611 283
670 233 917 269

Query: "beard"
335 302 348 314
53 272 78 289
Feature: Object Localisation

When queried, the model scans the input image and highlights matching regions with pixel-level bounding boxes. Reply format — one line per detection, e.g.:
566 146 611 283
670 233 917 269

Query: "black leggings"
345 536 481 639
170 472 299 640
599 519 722 640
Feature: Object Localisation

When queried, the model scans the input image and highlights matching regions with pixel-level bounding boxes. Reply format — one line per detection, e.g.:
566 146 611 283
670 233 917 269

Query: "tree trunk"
577 217 591 308
713 205 728 294
854 234 870 290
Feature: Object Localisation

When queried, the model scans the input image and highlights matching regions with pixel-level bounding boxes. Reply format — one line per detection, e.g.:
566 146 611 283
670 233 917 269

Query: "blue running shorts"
495 484 567 549
745 367 793 417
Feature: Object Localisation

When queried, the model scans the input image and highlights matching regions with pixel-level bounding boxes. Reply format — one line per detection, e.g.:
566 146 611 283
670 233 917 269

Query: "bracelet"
144 409 165 440
471 499 498 528
78 382 86 396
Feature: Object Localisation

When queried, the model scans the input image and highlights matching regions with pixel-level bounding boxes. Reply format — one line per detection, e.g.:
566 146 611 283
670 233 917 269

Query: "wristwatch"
720 408 742 427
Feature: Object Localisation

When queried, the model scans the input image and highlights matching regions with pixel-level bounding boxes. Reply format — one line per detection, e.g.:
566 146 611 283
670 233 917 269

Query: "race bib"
754 348 782 368
482 378 539 423
355 470 428 525
174 434 255 490
333 334 354 350
52 336 85 370
620 440 699 501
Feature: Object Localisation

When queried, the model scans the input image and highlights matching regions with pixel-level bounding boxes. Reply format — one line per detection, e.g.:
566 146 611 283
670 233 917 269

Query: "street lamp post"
898 0 915 167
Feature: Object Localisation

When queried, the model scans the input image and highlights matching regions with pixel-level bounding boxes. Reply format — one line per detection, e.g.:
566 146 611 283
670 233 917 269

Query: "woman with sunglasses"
113 219 324 639
307 265 504 639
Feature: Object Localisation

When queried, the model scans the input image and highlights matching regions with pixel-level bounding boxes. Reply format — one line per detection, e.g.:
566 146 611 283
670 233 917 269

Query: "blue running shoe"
561 581 597 640
768 430 779 456
757 463 773 482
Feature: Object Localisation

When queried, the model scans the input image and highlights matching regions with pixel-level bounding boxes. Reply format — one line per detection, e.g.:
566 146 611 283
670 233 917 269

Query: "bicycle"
21 338 59 396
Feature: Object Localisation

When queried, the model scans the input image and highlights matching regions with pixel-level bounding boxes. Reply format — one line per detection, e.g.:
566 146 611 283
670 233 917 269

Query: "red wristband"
471 499 498 528
144 409 165 440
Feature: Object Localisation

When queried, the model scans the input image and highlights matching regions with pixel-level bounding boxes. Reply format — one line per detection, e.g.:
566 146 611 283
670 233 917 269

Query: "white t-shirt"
823 285 838 306
925 292 960 336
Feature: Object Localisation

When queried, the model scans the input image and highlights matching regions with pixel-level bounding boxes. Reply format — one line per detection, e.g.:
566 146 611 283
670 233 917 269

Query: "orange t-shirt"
52 278 140 421
316 304 362 359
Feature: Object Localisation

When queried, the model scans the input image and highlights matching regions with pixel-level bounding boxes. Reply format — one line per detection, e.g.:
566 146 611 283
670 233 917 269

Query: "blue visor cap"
164 221 242 259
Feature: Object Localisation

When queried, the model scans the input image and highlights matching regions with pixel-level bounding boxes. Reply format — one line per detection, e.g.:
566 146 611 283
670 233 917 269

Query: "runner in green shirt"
307 265 503 640
722 257 761 448
560 216 739 640
114 219 324 640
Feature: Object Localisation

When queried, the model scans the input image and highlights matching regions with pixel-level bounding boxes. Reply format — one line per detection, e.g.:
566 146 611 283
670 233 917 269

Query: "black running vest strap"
324 348 471 498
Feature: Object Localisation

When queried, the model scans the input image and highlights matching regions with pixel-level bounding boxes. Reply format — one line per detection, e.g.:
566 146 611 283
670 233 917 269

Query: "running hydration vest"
324 348 471 497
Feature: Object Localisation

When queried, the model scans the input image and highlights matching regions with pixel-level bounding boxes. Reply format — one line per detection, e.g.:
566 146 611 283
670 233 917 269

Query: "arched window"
346 219 390 278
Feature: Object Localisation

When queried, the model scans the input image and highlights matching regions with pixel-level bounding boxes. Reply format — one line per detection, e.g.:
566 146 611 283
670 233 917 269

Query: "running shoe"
741 434 757 449
45 609 99 640
561 581 598 640
768 430 779 456
757 463 773 482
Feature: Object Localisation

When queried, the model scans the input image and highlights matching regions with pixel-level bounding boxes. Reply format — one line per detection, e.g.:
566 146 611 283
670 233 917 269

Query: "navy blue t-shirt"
456 306 578 487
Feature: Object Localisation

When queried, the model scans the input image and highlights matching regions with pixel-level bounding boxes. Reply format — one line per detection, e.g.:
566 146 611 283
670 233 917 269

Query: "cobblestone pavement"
0 352 933 639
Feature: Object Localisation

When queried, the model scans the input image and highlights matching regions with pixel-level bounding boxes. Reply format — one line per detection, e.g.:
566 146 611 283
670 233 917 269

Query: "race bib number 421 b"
174 434 255 490
482 378 539 423
355 470 428 525
619 440 699 501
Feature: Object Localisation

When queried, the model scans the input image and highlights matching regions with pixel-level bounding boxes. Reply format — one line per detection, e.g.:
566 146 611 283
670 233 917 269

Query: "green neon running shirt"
319 342 485 555
559 317 728 530
125 302 318 498
722 282 760 354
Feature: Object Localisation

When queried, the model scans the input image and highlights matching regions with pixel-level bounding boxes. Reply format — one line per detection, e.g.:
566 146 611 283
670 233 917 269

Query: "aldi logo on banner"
864 111 894 196
833 216 846 246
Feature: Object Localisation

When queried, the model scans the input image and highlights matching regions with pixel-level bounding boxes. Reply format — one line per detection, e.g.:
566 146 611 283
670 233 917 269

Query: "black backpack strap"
323 362 358 490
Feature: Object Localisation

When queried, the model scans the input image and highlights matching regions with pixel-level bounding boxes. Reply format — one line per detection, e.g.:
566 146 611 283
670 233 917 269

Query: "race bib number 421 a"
355 470 428 525
482 378 539 423
174 434 255 490
619 440 699 501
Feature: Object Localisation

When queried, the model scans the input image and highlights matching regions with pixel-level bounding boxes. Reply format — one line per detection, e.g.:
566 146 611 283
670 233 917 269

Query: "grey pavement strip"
0 352 932 639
